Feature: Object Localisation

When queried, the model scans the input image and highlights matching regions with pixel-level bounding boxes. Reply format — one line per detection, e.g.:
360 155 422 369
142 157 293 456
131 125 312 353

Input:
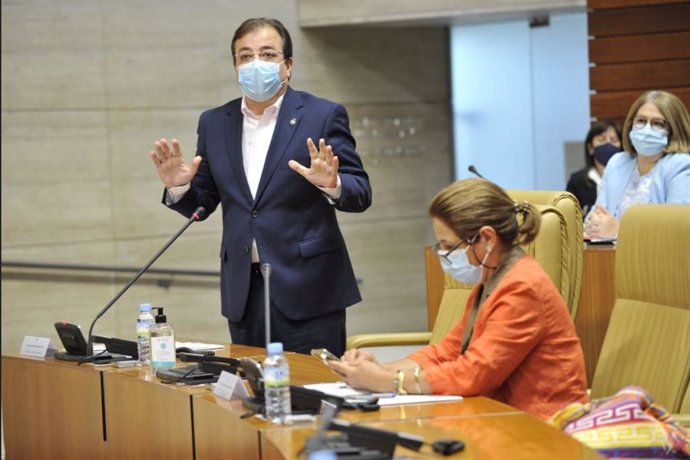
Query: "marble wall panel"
107 108 208 238
298 27 449 104
1 111 109 186
101 1 228 109
1 1 106 110
2 241 116 351
2 182 114 249
344 215 431 335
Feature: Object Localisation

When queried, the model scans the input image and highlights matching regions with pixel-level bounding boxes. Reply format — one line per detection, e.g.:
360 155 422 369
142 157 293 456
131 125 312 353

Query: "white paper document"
175 341 224 352
303 382 463 406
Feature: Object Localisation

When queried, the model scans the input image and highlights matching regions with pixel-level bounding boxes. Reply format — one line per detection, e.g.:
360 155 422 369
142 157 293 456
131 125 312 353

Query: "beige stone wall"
1 0 451 351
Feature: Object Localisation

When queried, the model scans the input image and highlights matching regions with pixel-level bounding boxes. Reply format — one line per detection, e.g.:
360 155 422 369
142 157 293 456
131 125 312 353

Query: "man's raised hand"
149 138 202 188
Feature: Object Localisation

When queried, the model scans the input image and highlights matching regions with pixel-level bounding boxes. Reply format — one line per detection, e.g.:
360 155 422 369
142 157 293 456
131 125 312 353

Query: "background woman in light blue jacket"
585 90 690 239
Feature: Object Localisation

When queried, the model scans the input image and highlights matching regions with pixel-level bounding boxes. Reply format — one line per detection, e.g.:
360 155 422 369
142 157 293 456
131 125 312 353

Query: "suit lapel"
224 103 254 204
254 88 303 204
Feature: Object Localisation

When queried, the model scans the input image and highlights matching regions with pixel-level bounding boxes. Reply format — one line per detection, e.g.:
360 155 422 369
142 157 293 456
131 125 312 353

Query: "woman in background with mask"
585 90 690 239
567 120 622 216
329 179 588 420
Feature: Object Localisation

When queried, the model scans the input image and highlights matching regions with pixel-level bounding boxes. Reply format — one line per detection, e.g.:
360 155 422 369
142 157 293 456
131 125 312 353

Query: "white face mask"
630 124 668 157
439 243 491 285
237 60 285 102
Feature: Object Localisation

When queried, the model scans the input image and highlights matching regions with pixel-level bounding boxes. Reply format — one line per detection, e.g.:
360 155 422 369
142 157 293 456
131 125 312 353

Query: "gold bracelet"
413 366 422 394
395 369 408 395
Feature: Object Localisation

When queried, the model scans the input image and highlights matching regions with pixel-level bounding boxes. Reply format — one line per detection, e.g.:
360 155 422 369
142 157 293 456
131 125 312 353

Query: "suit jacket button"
251 210 259 218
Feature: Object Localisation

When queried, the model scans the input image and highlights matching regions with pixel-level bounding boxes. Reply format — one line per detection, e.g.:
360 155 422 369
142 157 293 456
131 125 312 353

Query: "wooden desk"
104 344 264 460
191 354 600 460
574 245 616 384
2 347 602 460
1 355 107 460
262 412 602 459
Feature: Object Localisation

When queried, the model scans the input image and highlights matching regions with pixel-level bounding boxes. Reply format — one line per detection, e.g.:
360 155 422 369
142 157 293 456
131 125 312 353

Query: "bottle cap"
154 307 166 324
139 303 152 312
267 342 283 356
308 450 337 460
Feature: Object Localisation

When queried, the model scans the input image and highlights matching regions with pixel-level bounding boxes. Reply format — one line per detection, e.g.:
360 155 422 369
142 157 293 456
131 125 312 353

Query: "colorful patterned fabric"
549 386 690 458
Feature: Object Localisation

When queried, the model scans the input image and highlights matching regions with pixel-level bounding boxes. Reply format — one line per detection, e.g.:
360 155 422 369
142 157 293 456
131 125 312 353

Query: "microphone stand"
84 206 206 358
261 263 272 348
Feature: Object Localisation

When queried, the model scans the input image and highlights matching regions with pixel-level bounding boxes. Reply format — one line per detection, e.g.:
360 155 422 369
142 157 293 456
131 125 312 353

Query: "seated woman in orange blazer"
329 178 588 420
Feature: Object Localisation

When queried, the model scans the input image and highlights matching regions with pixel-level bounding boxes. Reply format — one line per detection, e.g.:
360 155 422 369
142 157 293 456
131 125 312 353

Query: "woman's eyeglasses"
632 116 669 132
432 241 463 264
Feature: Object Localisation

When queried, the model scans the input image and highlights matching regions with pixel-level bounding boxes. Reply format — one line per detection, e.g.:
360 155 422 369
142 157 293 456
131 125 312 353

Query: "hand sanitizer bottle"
150 307 175 370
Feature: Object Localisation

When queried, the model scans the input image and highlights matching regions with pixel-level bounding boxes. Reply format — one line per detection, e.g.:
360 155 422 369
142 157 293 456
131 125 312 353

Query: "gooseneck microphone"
84 206 206 357
467 165 485 179
261 263 272 349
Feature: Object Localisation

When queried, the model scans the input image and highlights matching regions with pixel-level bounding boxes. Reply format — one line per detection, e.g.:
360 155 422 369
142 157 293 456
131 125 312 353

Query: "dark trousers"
228 264 346 356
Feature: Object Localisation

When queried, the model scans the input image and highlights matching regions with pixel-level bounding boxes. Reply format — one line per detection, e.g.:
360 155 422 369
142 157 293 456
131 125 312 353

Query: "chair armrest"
346 332 432 349
672 413 690 429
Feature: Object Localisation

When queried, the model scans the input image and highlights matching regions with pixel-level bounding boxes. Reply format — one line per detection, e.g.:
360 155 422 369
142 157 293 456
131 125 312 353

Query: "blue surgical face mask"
439 245 490 285
237 60 285 102
592 143 619 166
630 125 668 157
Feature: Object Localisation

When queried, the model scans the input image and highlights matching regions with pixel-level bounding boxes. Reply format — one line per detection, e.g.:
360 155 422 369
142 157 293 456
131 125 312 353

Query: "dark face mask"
592 143 620 166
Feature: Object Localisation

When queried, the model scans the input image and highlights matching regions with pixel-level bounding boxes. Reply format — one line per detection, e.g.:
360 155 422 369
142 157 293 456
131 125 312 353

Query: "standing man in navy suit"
149 17 372 356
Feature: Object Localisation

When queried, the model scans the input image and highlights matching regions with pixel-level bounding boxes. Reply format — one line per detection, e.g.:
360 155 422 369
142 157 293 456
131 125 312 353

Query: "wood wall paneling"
588 0 690 122
588 31 690 64
588 0 686 8
590 60 690 91
590 87 690 120
589 2 690 36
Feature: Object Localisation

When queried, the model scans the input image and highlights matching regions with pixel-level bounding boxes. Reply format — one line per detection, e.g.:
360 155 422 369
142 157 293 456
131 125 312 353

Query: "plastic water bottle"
263 342 292 423
150 307 176 370
136 303 155 364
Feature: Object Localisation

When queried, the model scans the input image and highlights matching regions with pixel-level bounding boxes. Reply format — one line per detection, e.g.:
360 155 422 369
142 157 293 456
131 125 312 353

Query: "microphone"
84 206 206 357
468 164 485 179
177 352 240 367
328 418 424 452
261 263 272 348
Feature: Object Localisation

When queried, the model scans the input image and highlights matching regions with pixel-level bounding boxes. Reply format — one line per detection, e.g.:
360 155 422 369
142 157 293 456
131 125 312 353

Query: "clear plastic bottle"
150 307 176 370
263 342 292 423
136 303 155 365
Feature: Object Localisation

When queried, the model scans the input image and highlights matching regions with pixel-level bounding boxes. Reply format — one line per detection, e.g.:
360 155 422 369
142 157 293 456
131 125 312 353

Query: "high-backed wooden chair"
590 205 690 414
348 201 575 349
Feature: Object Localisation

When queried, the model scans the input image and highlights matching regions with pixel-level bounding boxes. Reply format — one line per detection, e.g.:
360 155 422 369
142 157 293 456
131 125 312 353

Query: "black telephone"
239 357 344 415
54 322 130 363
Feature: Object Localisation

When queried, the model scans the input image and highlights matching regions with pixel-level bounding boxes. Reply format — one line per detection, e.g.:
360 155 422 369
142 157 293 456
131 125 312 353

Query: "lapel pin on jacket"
289 118 297 126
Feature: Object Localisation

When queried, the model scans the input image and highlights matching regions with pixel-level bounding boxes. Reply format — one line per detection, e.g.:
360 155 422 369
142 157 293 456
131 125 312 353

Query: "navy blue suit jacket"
167 87 372 322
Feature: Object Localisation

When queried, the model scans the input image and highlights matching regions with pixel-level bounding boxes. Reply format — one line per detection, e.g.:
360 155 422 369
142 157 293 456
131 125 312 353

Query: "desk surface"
262 412 603 459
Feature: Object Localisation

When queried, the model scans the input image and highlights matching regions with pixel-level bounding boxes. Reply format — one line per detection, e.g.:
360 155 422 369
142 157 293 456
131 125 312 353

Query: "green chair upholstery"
508 190 583 318
590 205 690 413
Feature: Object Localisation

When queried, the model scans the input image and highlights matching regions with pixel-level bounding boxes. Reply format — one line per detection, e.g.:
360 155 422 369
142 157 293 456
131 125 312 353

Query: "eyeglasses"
432 241 464 265
633 116 669 132
234 50 284 65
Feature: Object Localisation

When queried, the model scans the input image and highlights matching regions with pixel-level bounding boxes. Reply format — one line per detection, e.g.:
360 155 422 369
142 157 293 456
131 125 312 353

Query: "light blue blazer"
593 151 690 219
